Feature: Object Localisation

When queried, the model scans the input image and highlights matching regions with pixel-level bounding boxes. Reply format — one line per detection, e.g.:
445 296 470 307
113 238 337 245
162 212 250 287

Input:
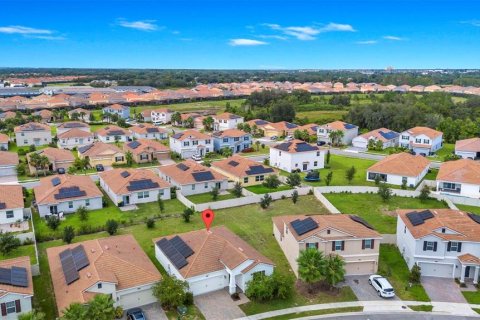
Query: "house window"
448 241 462 252
441 228 446 233
402 177 407 184
423 139 430 144
140 154 149 160
68 201 73 209
404 226 406 233
319 129 324 133
223 138 229 143
234 137 239 142
97 283 102 289
183 141 190 146
327 229 330 234
244 136 249 141
85 199 90 207
279 151 282 156
23 140 28 144
204 182 208 189
192 184 195 190
6 211 14 219
244 177 249 183
316 151 320 156
314 161 318 166
333 241 344 251
255 175 264 182
424 241 436 251
106 137 110 141
205 139 211 144
363 239 373 249
192 140 198 146
5 301 16 314
306 243 318 249
402 135 409 140
138 191 149 199
159 189 164 196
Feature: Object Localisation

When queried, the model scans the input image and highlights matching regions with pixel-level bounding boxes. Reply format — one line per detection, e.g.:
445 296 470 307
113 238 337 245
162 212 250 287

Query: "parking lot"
344 275 400 301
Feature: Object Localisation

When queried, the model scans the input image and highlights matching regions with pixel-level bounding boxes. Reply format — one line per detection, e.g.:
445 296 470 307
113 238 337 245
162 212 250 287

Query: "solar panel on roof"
120 171 131 178
0 268 11 286
156 238 188 269
51 177 61 187
172 133 183 139
71 245 90 271
10 266 28 287
176 163 189 171
245 165 274 175
275 142 291 152
128 141 141 149
127 179 160 191
285 122 298 129
418 210 434 221
295 143 317 152
64 122 85 128
406 211 434 226
146 127 159 133
344 123 357 129
378 131 398 140
54 186 87 200
78 144 93 154
107 130 125 136
170 236 194 258
0 203 6 210
468 213 480 224
228 160 239 167
191 171 215 182
255 120 268 125
350 215 375 230
60 249 80 285
291 217 318 236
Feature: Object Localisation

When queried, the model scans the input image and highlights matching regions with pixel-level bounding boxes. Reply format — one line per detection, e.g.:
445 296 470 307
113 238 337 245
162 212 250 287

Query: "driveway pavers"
195 290 246 320
122 303 167 320
421 277 467 303
344 275 399 301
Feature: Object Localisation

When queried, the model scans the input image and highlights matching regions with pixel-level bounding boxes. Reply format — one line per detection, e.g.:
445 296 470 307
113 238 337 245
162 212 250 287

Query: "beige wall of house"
211 166 276 187
81 153 126 167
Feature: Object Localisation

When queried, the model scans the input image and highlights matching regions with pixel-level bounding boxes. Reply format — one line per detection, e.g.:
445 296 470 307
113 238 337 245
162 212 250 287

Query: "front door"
466 266 471 278
236 145 240 153
216 182 221 189
302 163 308 171
50 206 58 215
124 195 130 205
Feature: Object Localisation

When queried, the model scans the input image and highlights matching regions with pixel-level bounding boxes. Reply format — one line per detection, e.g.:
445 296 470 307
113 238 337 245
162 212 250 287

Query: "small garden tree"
152 277 189 310
106 219 118 235
46 215 61 231
326 171 333 186
374 174 381 185
409 264 422 284
232 182 243 197
146 217 155 229
211 186 219 201
263 175 281 189
158 194 165 213
63 226 75 244
378 183 392 202
19 310 46 320
260 193 273 209
0 232 21 256
286 172 301 188
220 147 233 158
245 271 293 302
297 248 325 293
401 179 407 190
183 207 194 222
326 150 331 165
77 206 88 221
323 254 346 290
125 151 134 166
419 184 430 202
292 190 299 204
61 303 86 320
345 166 356 184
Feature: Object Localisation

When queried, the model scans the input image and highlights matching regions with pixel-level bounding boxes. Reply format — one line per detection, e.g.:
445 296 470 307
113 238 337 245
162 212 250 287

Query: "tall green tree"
297 248 325 293
86 294 115 320
152 278 189 310
61 303 87 320
323 254 346 289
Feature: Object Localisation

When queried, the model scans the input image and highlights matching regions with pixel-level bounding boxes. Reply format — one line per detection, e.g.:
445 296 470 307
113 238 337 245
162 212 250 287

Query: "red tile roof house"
317 121 359 146
14 122 52 147
0 151 19 177
270 139 325 173
158 160 228 196
32 109 54 123
47 235 162 315
436 159 480 199
212 112 244 131
0 184 24 226
57 122 93 150
352 128 400 150
33 174 103 217
455 138 480 160
102 104 130 119
96 125 132 143
399 126 443 156
128 123 168 140
57 121 91 136
123 139 170 163
68 108 91 122
154 226 274 296
141 108 173 124
99 168 171 207
27 148 75 175
0 133 9 151
0 257 34 318
169 129 213 159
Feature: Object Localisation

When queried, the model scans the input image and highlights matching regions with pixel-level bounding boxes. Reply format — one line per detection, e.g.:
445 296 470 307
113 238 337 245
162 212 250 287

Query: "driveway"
195 290 246 320
421 277 467 303
0 175 18 184
344 275 399 301
122 303 167 320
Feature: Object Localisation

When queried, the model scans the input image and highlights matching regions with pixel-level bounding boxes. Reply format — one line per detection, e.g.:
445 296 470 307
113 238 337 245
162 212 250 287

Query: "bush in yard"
46 215 61 231
245 271 293 302
61 302 86 320
77 206 88 221
19 311 46 320
0 232 21 256
326 171 333 186
184 292 194 306
263 158 270 166
183 207 194 223
286 172 301 187
86 294 116 320
152 278 189 310
374 174 381 185
211 186 219 200
63 226 75 244
401 179 407 190
232 182 243 197
16 163 27 176
323 254 346 290
114 306 123 319
260 193 273 209
157 195 165 213
378 183 392 202
263 175 281 189
297 248 326 293
170 187 177 199
419 185 430 202
106 219 119 235
326 150 331 164
292 190 299 204
409 264 422 284
146 217 155 229
345 166 356 184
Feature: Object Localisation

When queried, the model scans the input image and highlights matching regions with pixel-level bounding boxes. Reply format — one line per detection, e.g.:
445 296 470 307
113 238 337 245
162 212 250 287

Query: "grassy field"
424 168 438 180
186 191 237 203
427 143 455 161
378 244 430 301
0 244 37 264
296 110 347 124
324 193 449 234
245 184 293 194
133 99 245 114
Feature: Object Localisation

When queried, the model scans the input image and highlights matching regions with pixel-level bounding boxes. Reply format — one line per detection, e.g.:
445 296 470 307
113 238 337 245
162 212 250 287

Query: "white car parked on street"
368 274 395 298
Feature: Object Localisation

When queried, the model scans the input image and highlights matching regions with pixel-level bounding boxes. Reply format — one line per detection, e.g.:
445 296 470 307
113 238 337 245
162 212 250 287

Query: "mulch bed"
295 280 341 299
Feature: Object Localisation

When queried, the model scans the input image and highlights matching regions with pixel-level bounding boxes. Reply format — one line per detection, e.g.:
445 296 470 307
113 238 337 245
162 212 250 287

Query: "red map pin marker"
201 209 215 231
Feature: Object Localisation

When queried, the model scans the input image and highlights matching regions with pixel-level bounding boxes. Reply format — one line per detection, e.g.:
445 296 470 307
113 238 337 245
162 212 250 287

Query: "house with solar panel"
96 125 132 143
245 119 272 136
262 121 299 138
128 123 168 140
211 155 276 186
212 129 252 154
273 215 382 276
158 160 228 196
33 175 103 217
78 142 126 167
57 121 91 136
352 128 399 150
123 139 170 164
396 209 480 282
399 126 443 156
99 168 170 206
154 226 274 296
0 256 34 319
47 235 162 315
212 112 244 131
169 129 213 159
102 104 130 119
14 122 52 147
0 185 24 227
317 121 359 146
270 139 325 173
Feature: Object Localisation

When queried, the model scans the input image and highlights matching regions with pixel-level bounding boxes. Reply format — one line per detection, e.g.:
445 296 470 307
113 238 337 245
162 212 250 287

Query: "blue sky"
1 0 479 69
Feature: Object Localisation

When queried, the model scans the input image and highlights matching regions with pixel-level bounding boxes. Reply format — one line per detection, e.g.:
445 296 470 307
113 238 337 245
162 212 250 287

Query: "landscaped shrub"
232 182 243 198
63 226 75 244
292 190 299 204
146 218 155 229
77 206 89 221
409 264 421 284
182 207 194 223
263 175 281 189
184 292 194 306
152 277 189 310
245 272 293 302
260 193 272 209
211 186 219 201
286 172 301 187
0 232 21 256
378 183 392 202
46 215 61 231
419 185 430 202
106 219 119 235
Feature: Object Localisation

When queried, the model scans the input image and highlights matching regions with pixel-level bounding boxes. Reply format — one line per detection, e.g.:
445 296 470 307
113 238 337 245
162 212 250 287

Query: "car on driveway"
369 274 395 298
270 136 278 140
191 153 202 161
95 164 105 172
126 308 146 320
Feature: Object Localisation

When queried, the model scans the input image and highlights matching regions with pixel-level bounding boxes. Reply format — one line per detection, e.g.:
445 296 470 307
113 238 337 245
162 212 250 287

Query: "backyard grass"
427 143 455 162
324 193 449 234
296 110 347 124
456 204 480 215
408 305 433 312
378 244 430 302
245 184 293 194
424 168 438 180
462 291 480 304
240 146 270 156
0 244 37 265
262 306 363 320
186 191 237 203
132 98 245 114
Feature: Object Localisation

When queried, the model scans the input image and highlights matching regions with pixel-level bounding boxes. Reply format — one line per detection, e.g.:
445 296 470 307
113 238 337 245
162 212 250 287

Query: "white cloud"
258 34 288 40
26 35 65 40
320 23 356 32
118 20 158 31
461 20 480 27
229 38 268 46
0 25 52 35
383 35 404 41
356 40 377 45
263 22 355 41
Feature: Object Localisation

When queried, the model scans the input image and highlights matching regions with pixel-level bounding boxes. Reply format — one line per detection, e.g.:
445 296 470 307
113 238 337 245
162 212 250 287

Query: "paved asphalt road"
310 313 478 320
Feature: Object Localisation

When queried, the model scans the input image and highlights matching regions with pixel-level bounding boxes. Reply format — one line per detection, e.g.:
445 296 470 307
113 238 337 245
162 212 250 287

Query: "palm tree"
297 248 326 293
19 310 46 320
61 302 87 320
59 109 68 121
28 153 41 178
39 155 50 176
184 116 194 128
202 116 214 131
125 151 134 166
323 254 346 290
79 111 86 122
255 140 261 151
329 130 345 146
86 294 115 320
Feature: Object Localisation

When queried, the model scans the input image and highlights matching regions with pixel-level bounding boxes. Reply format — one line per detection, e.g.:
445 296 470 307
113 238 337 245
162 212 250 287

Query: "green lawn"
245 184 293 194
427 143 455 162
186 191 237 203
133 99 245 114
424 168 438 180
0 244 37 265
324 193 449 234
240 146 270 156
378 244 430 301
408 305 433 312
456 204 480 215
262 306 363 320
296 110 347 124
462 291 480 304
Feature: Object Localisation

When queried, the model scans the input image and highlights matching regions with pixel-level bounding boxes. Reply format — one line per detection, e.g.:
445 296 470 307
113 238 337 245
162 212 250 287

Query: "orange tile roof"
296 123 319 135
0 133 9 144
455 138 480 153
368 152 430 177
213 112 243 121
405 126 443 139
129 123 168 135
212 129 249 138
58 128 94 139
437 159 480 185
47 235 162 315
158 160 227 185
68 108 91 115
319 120 357 131
357 128 399 142
78 142 124 158
153 226 273 278
99 168 170 195
211 155 276 178
0 151 19 166
30 147 75 163
171 129 211 141
105 103 128 111
123 139 170 155
268 121 298 131
458 253 480 265
245 119 272 128
58 121 89 130
0 257 33 297
14 122 50 133
0 184 24 210
34 174 103 205
96 125 131 137
272 139 321 153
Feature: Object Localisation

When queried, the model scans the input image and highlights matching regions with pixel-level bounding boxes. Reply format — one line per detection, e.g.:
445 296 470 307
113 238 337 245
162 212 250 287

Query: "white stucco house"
455 138 480 160
366 152 430 187
56 121 91 136
317 121 359 146
99 168 171 207
102 104 130 119
14 122 52 147
169 129 213 159
399 126 443 156
33 174 103 217
47 235 162 315
0 151 19 177
154 226 274 296
57 129 94 149
129 123 168 140
96 125 132 143
0 185 24 227
269 139 325 173
158 160 228 196
141 108 173 124
212 112 244 131
397 208 480 283
0 256 34 320
0 133 9 151
352 128 399 150
436 159 480 199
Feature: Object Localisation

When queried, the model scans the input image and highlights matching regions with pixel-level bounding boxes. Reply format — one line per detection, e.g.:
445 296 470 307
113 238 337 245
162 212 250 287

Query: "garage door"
345 261 376 275
189 275 228 296
352 139 367 149
118 288 157 309
418 262 454 278
0 167 16 177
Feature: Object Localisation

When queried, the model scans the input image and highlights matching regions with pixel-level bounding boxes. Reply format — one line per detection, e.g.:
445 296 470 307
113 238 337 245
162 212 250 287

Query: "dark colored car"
317 141 326 146
57 167 66 174
95 164 105 172
126 308 146 320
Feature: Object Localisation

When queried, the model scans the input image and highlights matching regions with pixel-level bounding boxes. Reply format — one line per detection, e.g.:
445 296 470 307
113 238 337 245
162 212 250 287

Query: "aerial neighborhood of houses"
2 77 480 319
